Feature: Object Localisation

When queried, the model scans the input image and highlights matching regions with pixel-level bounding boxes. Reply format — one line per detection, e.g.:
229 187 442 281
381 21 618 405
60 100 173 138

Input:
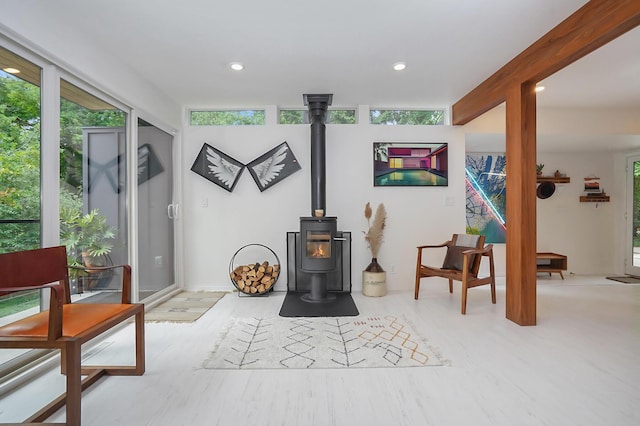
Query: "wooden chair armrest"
68 264 129 273
417 241 452 250
68 263 133 303
2 282 65 306
461 244 494 257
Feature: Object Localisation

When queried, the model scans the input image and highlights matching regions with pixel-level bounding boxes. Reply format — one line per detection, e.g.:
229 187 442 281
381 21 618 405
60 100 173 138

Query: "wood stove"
293 94 348 303
280 93 357 317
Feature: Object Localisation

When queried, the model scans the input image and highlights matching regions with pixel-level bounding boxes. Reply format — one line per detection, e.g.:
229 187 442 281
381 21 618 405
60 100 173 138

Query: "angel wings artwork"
248 142 301 192
191 144 244 192
206 147 242 189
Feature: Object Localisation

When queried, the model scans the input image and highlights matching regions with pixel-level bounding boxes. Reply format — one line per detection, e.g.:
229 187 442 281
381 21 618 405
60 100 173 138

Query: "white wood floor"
1 275 639 425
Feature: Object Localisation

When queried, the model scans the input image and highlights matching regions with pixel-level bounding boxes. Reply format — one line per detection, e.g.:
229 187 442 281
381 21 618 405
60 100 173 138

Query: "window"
190 109 265 126
279 109 356 124
60 79 128 295
0 47 42 321
369 109 445 125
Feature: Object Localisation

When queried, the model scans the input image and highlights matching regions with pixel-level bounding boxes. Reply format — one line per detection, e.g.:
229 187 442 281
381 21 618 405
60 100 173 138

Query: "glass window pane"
370 109 445 125
0 47 42 255
327 109 356 124
0 46 42 366
59 80 128 296
279 109 305 124
190 110 265 126
137 118 175 299
279 109 356 124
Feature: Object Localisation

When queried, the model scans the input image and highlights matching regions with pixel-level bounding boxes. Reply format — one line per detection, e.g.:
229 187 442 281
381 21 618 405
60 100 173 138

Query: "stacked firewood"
231 261 279 294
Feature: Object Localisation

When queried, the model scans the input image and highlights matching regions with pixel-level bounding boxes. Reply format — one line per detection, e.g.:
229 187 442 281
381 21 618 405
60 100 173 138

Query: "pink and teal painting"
373 142 448 187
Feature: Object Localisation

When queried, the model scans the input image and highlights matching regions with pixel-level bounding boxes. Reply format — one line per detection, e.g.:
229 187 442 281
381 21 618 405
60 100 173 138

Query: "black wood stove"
281 94 356 317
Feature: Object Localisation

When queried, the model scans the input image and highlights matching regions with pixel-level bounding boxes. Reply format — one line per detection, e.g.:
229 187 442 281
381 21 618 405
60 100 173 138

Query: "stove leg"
301 273 336 303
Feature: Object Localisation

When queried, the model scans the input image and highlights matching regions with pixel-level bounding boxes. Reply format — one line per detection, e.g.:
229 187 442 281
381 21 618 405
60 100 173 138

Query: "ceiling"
3 0 639 149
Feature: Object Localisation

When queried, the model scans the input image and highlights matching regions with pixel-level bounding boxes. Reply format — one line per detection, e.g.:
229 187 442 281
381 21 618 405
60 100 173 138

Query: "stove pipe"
303 94 333 217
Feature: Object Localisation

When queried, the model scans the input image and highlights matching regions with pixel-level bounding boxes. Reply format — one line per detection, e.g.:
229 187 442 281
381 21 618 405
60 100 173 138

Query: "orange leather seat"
0 303 136 337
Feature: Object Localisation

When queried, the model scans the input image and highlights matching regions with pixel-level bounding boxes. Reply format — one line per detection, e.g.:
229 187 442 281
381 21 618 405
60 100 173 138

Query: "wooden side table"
536 252 567 279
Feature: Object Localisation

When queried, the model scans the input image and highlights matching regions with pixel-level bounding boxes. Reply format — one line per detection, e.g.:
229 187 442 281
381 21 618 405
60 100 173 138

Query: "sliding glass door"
137 119 175 298
60 79 128 295
626 155 640 277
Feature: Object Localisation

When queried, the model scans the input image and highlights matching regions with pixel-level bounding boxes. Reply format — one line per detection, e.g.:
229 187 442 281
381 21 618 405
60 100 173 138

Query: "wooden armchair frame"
0 246 145 426
414 234 496 314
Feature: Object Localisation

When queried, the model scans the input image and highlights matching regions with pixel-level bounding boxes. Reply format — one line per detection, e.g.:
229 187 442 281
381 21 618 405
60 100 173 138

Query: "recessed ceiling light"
392 62 406 71
229 62 244 71
2 67 20 74
535 85 545 92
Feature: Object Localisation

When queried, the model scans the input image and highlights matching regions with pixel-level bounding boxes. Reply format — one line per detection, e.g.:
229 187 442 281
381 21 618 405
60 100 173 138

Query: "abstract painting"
247 141 301 192
191 143 244 192
465 153 506 243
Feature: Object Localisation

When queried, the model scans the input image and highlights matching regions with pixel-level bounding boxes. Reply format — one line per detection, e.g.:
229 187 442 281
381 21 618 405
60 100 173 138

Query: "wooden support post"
505 82 537 325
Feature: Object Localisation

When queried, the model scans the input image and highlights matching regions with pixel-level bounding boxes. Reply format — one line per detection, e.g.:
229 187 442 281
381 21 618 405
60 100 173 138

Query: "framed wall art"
373 142 448 187
247 141 301 192
191 143 244 192
465 152 506 243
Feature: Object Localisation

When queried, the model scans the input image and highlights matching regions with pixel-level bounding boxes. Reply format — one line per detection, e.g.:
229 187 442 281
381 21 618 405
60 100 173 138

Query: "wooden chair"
0 246 145 426
414 234 496 314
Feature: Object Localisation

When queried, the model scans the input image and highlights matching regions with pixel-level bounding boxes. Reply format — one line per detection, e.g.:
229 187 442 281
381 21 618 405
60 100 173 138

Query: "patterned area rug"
203 315 448 369
606 276 640 284
145 291 226 322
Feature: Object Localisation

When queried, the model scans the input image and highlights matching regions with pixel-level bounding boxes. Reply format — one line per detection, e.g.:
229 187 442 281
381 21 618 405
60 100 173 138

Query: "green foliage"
60 207 116 258
279 109 356 125
1 71 125 255
191 110 265 126
370 109 445 125
634 162 640 247
0 74 42 254
327 110 356 124
0 290 39 318
279 110 304 124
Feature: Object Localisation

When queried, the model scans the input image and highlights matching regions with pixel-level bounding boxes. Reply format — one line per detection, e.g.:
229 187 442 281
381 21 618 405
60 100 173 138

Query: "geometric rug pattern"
145 291 226 322
203 315 448 369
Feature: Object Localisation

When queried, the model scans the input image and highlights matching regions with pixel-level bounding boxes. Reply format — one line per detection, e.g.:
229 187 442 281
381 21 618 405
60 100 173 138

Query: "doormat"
279 292 359 317
145 291 226 322
606 276 640 284
203 315 448 369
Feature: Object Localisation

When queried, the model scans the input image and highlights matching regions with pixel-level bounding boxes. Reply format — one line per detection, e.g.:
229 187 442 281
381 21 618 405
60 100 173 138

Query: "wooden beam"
505 82 537 326
452 0 640 125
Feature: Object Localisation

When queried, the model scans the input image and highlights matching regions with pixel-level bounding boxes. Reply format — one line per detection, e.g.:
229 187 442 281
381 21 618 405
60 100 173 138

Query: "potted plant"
61 207 116 265
363 202 387 296
536 163 545 176
60 207 117 291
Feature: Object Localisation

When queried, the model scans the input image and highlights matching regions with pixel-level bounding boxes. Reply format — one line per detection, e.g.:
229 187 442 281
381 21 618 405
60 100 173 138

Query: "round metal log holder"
229 243 280 296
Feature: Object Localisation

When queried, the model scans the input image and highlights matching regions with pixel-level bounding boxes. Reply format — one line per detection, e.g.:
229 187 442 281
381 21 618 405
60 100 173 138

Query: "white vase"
363 270 387 297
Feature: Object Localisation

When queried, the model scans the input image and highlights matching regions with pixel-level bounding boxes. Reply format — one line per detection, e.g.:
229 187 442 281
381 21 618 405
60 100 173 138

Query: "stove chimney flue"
303 94 333 217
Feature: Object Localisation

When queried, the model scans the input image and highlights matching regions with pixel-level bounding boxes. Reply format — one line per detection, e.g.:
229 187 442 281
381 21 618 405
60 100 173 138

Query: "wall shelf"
536 176 570 184
579 195 610 203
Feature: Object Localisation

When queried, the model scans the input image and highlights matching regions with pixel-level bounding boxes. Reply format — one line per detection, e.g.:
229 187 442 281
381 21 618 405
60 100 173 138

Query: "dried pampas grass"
364 202 386 258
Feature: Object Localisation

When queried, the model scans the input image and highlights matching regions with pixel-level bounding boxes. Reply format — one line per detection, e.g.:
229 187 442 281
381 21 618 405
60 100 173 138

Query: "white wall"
535 152 616 275
182 107 466 292
0 14 181 129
